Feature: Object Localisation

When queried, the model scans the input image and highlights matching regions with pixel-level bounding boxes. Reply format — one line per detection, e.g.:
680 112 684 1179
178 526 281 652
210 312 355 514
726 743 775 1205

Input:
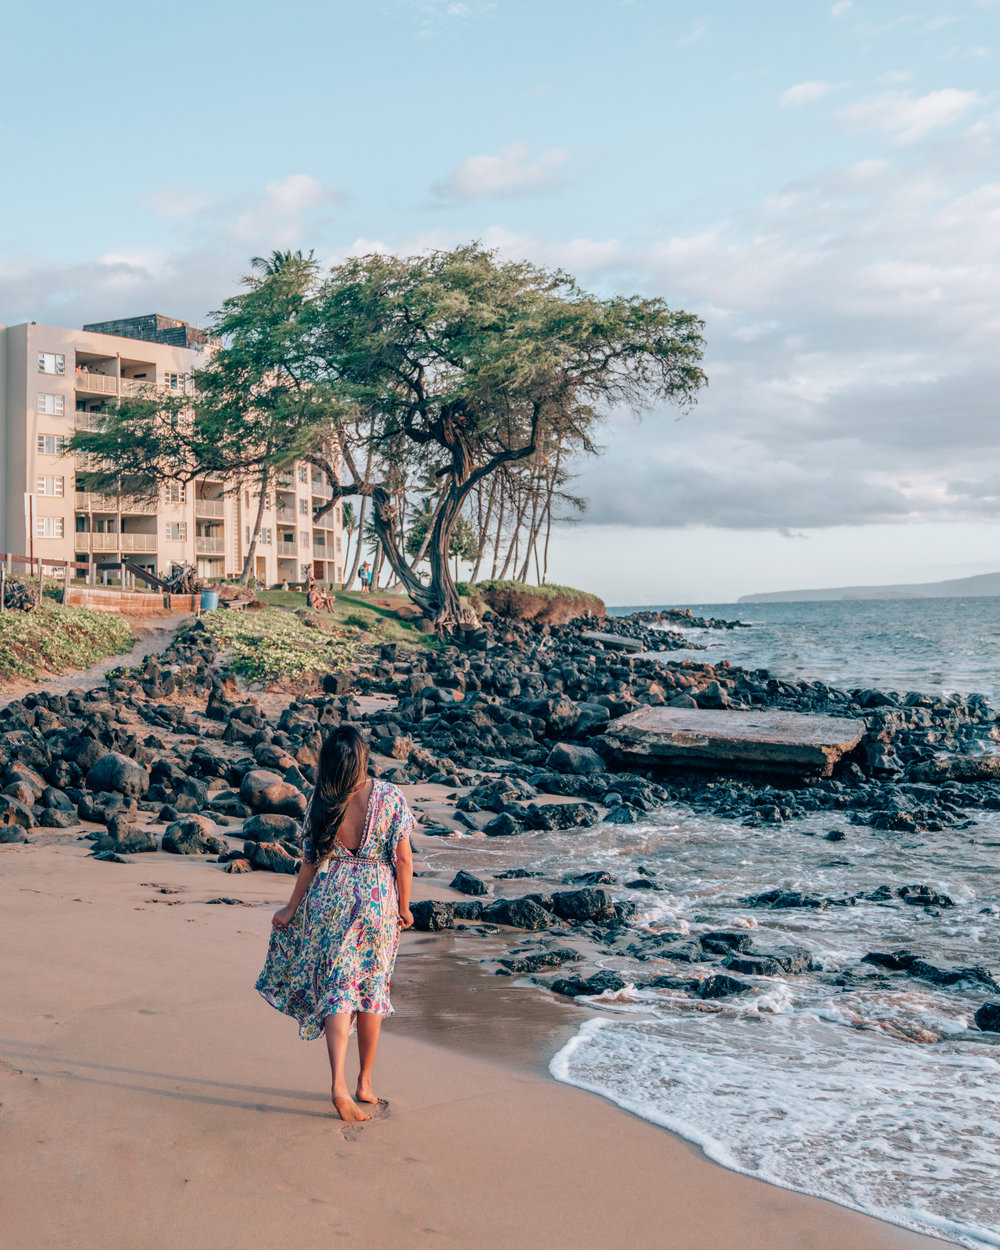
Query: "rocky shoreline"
2 606 999 1033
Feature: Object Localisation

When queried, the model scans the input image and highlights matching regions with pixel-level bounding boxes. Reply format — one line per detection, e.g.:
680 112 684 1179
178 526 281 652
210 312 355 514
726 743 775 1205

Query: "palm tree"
341 500 357 577
250 249 315 275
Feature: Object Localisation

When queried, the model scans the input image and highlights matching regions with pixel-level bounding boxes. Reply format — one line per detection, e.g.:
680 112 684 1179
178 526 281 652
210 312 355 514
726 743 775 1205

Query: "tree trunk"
489 489 506 579
238 464 270 586
342 496 367 589
470 478 497 583
409 484 447 573
517 481 541 583
340 447 376 590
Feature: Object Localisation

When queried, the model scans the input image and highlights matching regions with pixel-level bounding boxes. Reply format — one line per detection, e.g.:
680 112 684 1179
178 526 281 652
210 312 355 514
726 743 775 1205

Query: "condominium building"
0 315 343 585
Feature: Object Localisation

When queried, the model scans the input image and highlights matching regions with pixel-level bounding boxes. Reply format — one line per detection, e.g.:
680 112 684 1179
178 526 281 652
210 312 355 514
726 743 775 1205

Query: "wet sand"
1 829 951 1250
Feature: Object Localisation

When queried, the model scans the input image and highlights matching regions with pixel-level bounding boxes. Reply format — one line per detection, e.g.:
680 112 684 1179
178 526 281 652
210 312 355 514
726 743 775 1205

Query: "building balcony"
120 378 151 397
75 492 157 514
277 541 298 557
76 491 118 511
74 372 118 395
275 473 295 489
121 533 157 552
195 499 225 518
196 536 225 555
80 532 157 553
84 533 119 552
311 479 333 498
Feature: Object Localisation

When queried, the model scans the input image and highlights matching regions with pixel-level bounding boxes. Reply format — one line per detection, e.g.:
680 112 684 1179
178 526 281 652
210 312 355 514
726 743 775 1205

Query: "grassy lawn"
0 604 135 686
255 587 433 646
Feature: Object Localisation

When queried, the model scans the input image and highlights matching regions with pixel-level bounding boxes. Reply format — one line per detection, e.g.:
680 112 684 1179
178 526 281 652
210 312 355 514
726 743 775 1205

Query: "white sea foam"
551 1014 1000 1247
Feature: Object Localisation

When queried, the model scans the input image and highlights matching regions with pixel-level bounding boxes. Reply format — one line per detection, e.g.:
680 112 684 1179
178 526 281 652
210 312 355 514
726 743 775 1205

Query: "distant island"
738 570 1000 603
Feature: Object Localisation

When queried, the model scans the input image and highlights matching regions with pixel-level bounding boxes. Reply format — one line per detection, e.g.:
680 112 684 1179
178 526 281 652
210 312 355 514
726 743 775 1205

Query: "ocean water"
610 596 1000 703
427 597 1000 1246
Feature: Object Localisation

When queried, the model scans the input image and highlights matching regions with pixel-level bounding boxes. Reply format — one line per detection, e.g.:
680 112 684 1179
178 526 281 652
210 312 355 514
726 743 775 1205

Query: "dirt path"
0 615 191 709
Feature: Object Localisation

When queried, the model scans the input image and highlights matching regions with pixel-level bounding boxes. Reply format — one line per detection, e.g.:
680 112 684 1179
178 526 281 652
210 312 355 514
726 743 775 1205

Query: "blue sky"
3 0 999 602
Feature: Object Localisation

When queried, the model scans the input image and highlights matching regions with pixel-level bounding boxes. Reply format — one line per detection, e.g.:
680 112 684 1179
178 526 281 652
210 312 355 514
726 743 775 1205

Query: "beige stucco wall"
0 321 342 585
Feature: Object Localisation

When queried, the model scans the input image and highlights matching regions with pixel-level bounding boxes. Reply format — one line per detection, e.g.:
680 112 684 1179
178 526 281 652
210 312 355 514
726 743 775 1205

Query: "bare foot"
332 1092 370 1123
355 1080 380 1105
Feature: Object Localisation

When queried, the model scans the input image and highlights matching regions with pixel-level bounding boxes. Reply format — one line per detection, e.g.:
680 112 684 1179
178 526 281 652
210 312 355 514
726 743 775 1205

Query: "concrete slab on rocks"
581 631 642 651
603 706 865 778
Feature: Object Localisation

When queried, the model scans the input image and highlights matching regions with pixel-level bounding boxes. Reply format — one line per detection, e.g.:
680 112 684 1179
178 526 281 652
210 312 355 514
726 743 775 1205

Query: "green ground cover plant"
196 608 373 684
0 604 135 685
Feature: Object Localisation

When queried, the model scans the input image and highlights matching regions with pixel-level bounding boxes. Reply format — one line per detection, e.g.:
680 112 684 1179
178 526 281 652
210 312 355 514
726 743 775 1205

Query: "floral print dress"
255 779 415 1040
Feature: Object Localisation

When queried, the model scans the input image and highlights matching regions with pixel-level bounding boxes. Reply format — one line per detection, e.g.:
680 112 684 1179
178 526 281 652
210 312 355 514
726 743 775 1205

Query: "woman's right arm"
271 860 318 928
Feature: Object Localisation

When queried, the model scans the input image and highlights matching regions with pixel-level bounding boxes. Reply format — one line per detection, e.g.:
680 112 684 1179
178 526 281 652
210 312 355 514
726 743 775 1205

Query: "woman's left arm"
394 835 413 929
271 859 317 929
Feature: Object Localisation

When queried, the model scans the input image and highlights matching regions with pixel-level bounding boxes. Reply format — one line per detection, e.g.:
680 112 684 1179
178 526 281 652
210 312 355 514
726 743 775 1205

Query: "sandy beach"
2 828 950 1250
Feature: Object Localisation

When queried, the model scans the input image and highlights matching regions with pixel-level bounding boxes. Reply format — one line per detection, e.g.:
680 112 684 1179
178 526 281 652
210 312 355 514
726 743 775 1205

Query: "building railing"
275 473 295 489
86 533 119 552
311 479 333 498
196 536 226 554
81 533 157 553
119 378 151 396
74 372 118 395
75 492 157 514
76 491 118 511
121 533 157 552
195 499 225 517
277 541 298 557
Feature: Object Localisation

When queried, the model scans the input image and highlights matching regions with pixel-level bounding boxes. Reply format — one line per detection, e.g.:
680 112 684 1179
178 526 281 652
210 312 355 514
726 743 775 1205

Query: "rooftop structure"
81 313 211 350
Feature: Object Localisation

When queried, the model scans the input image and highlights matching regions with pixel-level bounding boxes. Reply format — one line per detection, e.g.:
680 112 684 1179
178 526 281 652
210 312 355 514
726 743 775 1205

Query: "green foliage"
196 608 364 683
405 510 478 563
0 604 134 684
196 597 434 683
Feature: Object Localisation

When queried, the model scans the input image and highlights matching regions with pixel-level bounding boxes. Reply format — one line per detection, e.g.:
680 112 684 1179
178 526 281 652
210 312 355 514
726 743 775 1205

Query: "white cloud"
830 1 853 16
838 88 981 144
433 144 574 201
228 174 344 249
0 175 346 330
781 80 845 106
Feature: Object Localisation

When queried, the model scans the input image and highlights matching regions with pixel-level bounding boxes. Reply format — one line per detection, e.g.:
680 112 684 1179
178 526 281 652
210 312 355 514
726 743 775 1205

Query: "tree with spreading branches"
71 243 707 626
310 243 707 624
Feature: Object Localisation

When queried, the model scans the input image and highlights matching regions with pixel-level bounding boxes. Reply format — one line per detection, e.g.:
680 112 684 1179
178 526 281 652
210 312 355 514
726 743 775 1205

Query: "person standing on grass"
360 561 371 594
255 726 415 1122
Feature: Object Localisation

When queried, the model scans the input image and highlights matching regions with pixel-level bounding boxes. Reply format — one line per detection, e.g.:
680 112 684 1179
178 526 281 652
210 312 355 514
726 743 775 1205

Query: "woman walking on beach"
256 725 414 1122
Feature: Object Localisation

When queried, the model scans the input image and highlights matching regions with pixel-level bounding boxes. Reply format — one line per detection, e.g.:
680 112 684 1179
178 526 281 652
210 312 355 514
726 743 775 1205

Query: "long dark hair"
307 725 370 862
